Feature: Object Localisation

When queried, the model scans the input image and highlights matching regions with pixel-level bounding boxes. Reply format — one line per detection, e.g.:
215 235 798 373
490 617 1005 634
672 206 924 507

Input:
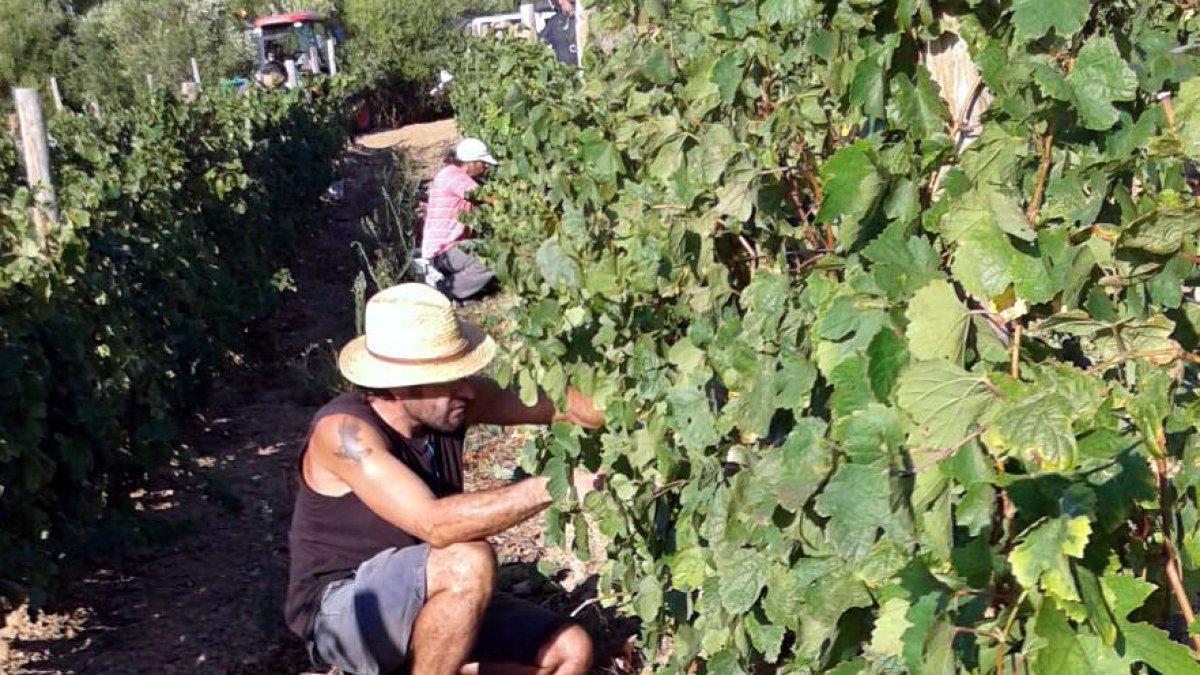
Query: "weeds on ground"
285 340 345 406
351 148 424 328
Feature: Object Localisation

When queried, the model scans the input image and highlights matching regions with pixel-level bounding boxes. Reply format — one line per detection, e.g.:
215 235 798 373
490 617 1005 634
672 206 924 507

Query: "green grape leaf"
828 353 876 415
715 167 758 222
759 0 808 26
775 421 832 512
1121 202 1200 255
1101 572 1156 619
796 573 873 657
580 128 625 180
1173 77 1200 158
543 454 570 502
1009 516 1091 602
697 124 737 184
950 227 1016 301
1011 0 1090 41
711 52 743 103
1031 600 1126 674
986 390 1078 472
940 188 1035 243
866 597 911 659
642 46 676 85
1067 37 1138 131
667 382 721 450
890 67 950 139
905 280 970 364
716 546 769 614
817 141 883 246
814 463 891 561
895 360 996 447
867 327 909 401
537 239 582 288
649 137 686 183
635 573 663 622
832 404 904 465
1121 621 1200 674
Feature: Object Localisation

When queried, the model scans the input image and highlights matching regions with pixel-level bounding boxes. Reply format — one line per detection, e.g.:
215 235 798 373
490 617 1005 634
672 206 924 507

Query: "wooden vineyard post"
520 3 537 39
285 59 299 89
191 57 202 87
325 39 338 76
308 45 321 75
12 88 59 251
180 81 200 103
575 0 588 70
48 77 63 112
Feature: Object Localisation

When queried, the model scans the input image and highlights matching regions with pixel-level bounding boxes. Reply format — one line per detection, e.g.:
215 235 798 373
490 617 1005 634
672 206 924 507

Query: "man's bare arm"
465 376 604 428
313 414 554 547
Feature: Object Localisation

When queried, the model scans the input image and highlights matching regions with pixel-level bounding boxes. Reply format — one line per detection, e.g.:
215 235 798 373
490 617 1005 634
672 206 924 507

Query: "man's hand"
563 387 604 428
466 377 604 428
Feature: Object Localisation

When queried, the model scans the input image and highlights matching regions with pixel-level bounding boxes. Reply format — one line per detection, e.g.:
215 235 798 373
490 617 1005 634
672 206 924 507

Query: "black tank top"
284 391 465 638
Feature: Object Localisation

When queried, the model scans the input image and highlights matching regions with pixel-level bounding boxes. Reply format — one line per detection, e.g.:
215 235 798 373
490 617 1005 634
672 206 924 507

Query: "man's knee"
426 541 496 597
541 624 593 672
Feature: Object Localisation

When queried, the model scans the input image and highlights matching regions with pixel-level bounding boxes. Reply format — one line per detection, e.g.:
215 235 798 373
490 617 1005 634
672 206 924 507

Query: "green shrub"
340 0 512 125
0 84 348 596
65 0 252 107
0 0 71 96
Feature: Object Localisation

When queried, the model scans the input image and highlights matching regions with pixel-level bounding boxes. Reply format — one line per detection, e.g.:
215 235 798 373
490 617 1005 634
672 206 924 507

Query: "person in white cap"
420 137 500 303
285 283 602 675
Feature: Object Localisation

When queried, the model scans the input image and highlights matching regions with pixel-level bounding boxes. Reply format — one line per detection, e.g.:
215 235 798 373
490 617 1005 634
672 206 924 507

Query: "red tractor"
242 10 372 130
250 10 338 74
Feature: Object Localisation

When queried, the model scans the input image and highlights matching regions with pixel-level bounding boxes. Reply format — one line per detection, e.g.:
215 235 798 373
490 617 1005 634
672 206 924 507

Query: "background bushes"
0 86 347 595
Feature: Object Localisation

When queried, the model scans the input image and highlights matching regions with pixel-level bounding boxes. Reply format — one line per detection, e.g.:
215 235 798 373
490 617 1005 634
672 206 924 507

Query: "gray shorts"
432 246 496 301
309 545 569 674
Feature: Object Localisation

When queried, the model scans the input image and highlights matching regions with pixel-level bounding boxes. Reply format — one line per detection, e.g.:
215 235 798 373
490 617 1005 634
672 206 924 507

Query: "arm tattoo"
334 419 373 464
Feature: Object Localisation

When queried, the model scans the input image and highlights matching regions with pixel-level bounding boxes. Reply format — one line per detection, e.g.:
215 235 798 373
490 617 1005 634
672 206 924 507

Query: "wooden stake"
1160 91 1179 134
190 57 202 86
325 39 338 76
574 0 588 70
12 88 58 250
284 59 299 89
180 81 200 103
308 45 321 75
520 3 537 36
48 77 63 112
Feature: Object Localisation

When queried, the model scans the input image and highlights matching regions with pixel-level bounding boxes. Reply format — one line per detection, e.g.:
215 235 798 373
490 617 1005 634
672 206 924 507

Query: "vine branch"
1025 129 1054 224
1010 322 1022 378
1152 455 1200 655
995 589 1029 675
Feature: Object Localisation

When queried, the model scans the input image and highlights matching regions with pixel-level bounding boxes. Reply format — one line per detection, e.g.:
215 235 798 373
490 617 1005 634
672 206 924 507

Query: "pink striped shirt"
421 164 479 259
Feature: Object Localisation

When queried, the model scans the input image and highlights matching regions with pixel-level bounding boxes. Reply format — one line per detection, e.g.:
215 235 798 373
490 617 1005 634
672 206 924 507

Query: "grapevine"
455 1 1200 671
0 84 348 594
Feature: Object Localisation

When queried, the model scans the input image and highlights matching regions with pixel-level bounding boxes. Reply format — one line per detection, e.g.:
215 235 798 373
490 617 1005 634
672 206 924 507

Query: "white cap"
455 138 498 166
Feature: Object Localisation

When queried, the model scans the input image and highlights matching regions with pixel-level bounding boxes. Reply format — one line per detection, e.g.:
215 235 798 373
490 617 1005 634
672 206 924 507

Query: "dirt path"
1 120 635 675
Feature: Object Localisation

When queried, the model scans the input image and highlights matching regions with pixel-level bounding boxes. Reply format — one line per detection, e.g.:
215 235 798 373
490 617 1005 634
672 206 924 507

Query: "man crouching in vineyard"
285 283 602 675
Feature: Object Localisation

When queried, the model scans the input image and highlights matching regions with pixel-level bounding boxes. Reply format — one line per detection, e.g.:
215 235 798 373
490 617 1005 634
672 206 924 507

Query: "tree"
66 0 252 106
0 0 71 93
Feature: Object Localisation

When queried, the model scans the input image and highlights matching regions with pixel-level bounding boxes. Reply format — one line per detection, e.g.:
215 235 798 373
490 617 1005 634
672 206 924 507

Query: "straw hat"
339 284 496 388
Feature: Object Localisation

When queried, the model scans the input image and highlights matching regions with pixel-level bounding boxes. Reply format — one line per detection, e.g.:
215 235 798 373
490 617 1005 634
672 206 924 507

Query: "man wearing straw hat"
286 283 602 675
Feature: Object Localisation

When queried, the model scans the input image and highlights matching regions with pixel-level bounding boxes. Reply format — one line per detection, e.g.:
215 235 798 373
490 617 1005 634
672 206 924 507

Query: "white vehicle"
458 1 556 36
